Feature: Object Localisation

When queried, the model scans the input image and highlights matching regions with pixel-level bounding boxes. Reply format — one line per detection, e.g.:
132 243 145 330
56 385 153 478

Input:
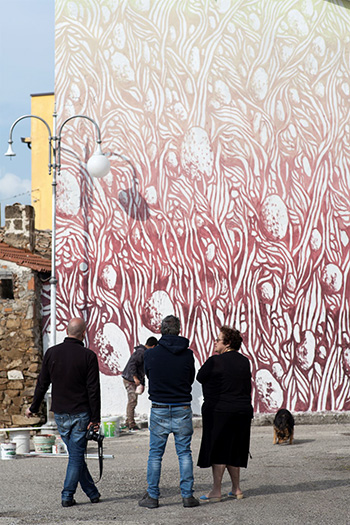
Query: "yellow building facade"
31 93 54 230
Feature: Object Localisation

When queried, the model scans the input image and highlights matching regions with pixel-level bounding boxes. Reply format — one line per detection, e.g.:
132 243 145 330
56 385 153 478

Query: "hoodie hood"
158 334 190 354
134 344 146 353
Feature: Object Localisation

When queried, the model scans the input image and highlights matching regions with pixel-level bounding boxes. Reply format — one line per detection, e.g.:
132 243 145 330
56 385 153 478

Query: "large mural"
54 0 350 415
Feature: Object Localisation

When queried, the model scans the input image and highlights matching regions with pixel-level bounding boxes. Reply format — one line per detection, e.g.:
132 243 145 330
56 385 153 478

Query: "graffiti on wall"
54 0 350 412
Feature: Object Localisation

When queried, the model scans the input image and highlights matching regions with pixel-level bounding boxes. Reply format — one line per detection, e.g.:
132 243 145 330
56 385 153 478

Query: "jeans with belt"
147 404 194 499
54 412 100 502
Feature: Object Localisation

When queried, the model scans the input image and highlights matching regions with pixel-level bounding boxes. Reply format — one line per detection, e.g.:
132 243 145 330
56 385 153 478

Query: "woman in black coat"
197 326 253 501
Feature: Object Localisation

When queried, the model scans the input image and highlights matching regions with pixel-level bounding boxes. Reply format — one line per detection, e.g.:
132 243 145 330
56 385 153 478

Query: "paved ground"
1 423 350 525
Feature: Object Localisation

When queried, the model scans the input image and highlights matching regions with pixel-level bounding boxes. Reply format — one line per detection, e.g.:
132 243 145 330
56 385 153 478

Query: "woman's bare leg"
206 464 225 498
226 466 243 497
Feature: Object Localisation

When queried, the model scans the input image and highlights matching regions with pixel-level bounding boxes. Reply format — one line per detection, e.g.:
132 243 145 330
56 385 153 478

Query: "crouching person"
122 336 158 431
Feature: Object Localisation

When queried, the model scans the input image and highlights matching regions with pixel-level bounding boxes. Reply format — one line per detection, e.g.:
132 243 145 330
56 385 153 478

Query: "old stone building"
0 204 51 427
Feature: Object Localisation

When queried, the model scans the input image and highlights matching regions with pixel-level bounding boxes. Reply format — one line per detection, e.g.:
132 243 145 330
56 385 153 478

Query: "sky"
0 0 55 226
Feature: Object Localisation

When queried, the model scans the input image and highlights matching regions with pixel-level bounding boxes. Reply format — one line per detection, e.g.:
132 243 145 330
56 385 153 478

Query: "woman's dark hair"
220 326 242 350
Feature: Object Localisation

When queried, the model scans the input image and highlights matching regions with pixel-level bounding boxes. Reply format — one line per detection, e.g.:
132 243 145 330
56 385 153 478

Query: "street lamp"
5 107 110 348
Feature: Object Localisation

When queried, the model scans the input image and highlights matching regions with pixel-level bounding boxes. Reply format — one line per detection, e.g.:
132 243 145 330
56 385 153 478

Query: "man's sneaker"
183 496 200 507
61 499 76 508
129 425 140 432
138 492 159 508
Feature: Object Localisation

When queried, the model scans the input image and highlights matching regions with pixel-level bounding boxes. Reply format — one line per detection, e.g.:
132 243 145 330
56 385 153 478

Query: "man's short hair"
67 318 86 339
145 336 158 347
161 315 180 335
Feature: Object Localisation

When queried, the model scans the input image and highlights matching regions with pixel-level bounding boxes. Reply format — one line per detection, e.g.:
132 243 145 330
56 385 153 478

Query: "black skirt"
197 407 251 468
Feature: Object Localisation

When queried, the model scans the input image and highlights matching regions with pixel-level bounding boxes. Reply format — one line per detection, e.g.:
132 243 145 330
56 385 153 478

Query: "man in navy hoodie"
139 315 199 509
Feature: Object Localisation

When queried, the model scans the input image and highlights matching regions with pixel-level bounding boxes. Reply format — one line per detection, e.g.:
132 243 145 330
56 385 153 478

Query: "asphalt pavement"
0 422 350 525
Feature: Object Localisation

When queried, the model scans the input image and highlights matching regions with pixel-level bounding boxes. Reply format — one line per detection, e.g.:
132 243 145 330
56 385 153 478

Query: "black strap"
85 440 103 483
96 439 103 483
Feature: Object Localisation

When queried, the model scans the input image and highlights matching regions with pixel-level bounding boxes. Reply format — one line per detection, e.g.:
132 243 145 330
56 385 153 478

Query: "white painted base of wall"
100 373 203 419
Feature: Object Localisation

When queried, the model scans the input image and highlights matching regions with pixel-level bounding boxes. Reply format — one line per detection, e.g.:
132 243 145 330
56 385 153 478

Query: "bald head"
67 318 86 340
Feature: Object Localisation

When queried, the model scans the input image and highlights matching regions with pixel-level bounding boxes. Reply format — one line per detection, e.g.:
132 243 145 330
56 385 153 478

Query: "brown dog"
273 408 294 444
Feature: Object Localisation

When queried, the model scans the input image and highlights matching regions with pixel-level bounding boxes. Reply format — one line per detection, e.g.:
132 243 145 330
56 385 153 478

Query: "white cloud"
0 172 31 202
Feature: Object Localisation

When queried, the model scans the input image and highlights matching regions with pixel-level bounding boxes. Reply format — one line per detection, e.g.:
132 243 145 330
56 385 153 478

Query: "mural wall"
54 0 350 415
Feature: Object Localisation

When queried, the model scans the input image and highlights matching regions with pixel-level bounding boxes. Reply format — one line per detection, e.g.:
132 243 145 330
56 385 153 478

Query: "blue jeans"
54 412 99 502
147 405 194 499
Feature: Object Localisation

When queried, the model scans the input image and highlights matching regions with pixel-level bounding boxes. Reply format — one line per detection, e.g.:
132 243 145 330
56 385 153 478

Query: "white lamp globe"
87 146 110 178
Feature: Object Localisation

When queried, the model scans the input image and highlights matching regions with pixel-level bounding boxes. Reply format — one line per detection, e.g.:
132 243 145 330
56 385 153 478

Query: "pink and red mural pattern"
54 0 350 413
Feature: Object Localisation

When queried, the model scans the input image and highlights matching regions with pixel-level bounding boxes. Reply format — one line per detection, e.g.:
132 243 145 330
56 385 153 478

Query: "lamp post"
5 107 110 348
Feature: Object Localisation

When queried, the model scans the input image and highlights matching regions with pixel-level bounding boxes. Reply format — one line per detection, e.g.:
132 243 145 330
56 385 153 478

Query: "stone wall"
4 204 35 252
0 227 51 260
33 229 51 259
0 262 45 427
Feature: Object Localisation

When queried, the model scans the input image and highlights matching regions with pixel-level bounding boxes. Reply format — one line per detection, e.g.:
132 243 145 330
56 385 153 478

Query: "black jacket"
197 350 253 417
122 344 146 385
30 337 101 422
144 335 195 404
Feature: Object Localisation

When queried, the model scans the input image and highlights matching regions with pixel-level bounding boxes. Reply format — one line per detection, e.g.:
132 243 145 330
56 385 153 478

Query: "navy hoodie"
144 335 195 404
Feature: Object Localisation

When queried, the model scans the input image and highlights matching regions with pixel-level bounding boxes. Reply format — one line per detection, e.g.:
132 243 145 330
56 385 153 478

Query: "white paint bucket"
33 434 56 453
52 437 67 454
11 430 30 454
1 442 16 460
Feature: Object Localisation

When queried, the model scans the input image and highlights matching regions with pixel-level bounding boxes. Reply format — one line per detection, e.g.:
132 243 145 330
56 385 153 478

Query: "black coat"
30 337 101 422
197 351 253 417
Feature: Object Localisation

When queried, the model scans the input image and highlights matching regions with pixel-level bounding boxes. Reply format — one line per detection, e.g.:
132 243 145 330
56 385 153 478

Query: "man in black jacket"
25 318 101 508
122 336 157 431
139 315 199 509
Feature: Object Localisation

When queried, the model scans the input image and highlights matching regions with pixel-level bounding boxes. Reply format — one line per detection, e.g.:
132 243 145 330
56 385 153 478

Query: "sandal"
199 495 222 503
228 491 244 499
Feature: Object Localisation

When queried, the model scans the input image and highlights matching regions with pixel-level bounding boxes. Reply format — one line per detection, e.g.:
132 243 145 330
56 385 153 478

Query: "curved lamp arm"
5 114 53 174
57 114 110 178
4 111 110 351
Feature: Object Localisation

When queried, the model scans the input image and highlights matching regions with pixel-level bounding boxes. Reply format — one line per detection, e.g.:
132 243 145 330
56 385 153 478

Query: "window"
0 271 14 299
